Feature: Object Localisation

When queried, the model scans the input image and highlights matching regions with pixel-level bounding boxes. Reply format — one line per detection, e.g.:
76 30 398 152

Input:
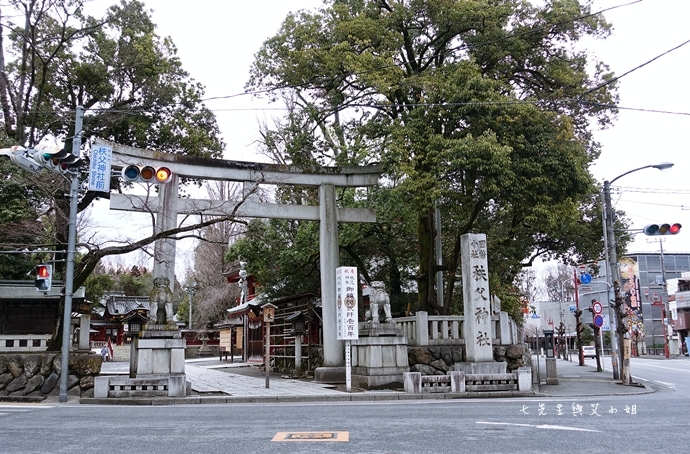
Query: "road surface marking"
272 432 349 442
477 422 601 433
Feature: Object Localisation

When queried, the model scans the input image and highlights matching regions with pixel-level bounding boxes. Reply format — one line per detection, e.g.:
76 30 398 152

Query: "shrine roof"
0 280 85 301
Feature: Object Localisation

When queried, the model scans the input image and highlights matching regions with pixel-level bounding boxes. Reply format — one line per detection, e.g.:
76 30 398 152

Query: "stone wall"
408 344 531 375
0 352 102 400
493 344 532 371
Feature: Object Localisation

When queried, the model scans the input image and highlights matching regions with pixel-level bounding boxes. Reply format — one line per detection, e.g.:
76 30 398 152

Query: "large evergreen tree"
245 0 622 316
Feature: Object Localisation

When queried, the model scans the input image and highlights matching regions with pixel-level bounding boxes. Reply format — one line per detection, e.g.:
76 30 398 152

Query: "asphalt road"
588 355 690 398
1 390 688 454
3 356 689 454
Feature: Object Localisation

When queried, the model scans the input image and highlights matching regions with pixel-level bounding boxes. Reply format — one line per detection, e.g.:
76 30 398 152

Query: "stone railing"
395 311 519 347
0 334 51 352
403 368 532 394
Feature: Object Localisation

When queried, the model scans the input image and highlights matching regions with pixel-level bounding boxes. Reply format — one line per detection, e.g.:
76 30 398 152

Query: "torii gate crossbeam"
97 139 382 374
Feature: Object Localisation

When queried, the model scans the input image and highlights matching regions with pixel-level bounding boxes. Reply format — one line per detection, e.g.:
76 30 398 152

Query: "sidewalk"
79 355 654 405
533 355 652 398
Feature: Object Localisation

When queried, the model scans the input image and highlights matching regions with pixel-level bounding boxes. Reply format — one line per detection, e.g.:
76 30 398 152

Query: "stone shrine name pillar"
461 233 493 362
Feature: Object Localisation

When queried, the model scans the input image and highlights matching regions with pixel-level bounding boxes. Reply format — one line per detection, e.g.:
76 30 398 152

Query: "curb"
536 381 655 398
79 390 541 405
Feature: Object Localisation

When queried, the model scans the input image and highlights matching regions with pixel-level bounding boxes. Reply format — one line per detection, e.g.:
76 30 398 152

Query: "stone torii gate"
97 139 382 379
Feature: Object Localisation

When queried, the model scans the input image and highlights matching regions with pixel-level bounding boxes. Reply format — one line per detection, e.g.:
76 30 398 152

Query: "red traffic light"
643 223 681 236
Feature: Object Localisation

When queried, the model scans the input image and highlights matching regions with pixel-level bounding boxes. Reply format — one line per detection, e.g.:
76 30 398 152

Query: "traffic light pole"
58 106 83 403
603 163 673 385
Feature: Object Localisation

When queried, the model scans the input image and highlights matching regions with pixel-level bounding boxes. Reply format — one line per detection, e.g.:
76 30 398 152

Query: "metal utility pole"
659 239 671 358
559 279 571 360
435 201 443 309
59 105 83 403
601 199 620 379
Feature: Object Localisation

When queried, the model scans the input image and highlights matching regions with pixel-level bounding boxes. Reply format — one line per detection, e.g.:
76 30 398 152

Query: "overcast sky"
85 0 690 276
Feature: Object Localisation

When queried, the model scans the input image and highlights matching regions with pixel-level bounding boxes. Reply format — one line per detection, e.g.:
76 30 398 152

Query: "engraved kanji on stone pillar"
461 233 493 362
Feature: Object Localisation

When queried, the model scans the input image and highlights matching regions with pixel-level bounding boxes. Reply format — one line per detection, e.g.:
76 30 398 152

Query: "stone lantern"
285 311 311 377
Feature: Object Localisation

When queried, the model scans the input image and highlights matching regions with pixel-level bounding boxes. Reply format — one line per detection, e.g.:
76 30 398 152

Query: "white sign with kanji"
88 144 112 192
336 266 359 340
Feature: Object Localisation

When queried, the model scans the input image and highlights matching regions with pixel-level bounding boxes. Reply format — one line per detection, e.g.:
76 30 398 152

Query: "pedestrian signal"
35 264 52 292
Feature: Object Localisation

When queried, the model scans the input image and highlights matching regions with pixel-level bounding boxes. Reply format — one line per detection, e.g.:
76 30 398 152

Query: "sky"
83 0 690 278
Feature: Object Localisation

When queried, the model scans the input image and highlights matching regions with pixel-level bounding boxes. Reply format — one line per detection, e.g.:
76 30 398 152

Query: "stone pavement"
77 354 657 405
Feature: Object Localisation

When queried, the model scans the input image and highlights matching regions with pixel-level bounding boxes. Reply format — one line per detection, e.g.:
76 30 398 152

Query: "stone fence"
403 368 532 394
395 311 519 347
0 335 52 353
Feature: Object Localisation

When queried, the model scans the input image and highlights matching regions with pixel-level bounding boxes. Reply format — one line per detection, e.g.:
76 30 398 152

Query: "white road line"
477 421 602 433
632 364 690 373
0 405 53 409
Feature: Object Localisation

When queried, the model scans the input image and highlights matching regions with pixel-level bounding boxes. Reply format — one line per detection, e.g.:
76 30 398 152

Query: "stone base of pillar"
314 366 347 383
351 333 409 390
453 361 507 375
94 374 189 398
94 328 190 398
545 357 558 385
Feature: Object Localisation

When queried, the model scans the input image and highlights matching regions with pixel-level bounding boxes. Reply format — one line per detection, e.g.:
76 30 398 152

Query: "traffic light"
3 146 43 174
34 264 52 292
643 223 682 235
31 145 82 175
121 165 172 184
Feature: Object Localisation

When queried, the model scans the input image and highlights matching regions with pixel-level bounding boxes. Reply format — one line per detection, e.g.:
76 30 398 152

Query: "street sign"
569 304 577 312
592 301 603 314
579 273 592 284
88 144 112 192
593 314 604 328
602 314 610 331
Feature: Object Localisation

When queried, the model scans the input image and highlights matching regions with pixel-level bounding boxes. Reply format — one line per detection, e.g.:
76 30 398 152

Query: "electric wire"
5 0 689 118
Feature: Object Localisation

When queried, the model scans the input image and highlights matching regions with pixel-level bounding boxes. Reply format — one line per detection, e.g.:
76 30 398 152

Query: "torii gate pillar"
317 184 343 370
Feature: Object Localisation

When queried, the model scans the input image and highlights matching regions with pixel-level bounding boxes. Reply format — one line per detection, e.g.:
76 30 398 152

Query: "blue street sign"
579 273 592 284
569 304 577 312
593 314 604 328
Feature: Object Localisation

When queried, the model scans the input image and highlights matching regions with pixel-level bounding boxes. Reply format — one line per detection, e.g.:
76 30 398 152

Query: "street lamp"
185 282 197 329
559 278 572 360
603 162 673 385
